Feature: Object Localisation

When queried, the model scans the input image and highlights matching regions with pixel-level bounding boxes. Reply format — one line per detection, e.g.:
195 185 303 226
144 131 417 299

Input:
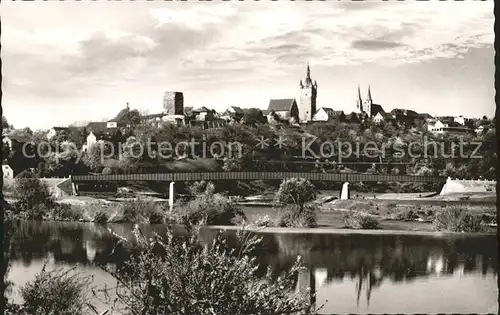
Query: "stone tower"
299 64 318 123
163 91 184 115
363 86 373 117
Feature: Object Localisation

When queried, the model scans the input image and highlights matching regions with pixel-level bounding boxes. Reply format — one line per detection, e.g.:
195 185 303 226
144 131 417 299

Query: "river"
5 220 497 314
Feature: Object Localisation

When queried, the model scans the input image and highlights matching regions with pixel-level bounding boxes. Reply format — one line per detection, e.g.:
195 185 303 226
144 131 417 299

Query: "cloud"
1 0 494 117
351 40 406 51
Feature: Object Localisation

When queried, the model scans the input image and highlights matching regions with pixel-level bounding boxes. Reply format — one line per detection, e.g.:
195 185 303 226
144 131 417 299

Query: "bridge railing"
72 172 444 183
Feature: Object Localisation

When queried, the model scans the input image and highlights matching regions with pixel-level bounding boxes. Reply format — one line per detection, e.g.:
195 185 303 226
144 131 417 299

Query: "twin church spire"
356 85 373 116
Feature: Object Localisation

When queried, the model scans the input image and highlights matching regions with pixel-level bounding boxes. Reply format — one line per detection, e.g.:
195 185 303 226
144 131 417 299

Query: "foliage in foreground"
13 266 95 315
433 207 486 232
95 225 318 315
343 211 381 229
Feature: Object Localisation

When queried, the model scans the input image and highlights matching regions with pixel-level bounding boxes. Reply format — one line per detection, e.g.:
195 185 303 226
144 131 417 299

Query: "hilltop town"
2 64 495 190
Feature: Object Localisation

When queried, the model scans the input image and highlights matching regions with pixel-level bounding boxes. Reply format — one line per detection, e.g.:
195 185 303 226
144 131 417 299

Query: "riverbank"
205 224 496 236
4 190 496 233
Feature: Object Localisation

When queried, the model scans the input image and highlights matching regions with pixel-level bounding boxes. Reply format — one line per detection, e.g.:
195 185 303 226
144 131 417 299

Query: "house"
475 125 485 134
2 164 14 179
47 127 69 141
390 108 419 125
428 119 470 134
312 108 345 122
453 115 469 126
436 116 455 125
141 113 185 127
225 106 244 118
416 113 432 124
267 99 299 122
83 131 98 151
344 112 365 124
191 107 214 121
369 104 385 118
2 133 32 150
372 112 395 124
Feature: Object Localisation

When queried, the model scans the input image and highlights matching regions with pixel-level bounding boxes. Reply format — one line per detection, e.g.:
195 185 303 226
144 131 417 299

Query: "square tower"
299 64 317 123
163 92 184 115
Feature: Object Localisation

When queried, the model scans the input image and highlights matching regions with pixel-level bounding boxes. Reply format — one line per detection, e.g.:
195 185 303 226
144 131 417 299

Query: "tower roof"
367 86 372 101
303 63 313 86
357 85 362 103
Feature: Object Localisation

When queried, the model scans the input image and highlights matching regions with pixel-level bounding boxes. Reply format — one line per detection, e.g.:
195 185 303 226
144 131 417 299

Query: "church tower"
299 63 318 122
363 85 373 117
356 85 363 113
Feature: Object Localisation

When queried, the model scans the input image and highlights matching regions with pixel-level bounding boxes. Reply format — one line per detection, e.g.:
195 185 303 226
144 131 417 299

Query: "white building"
47 127 69 141
428 119 469 135
85 132 97 149
372 112 386 124
106 121 118 128
453 115 466 126
2 164 14 179
312 107 344 122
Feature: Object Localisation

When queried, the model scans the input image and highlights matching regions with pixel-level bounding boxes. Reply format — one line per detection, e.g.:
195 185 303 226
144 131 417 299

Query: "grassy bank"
4 194 496 233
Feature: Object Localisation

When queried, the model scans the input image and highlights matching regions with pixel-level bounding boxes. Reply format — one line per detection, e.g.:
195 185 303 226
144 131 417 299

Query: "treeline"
3 117 496 192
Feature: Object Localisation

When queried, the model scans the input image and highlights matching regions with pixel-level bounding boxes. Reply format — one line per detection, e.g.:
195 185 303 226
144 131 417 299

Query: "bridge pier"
296 267 316 313
340 182 350 200
69 176 79 196
169 182 175 210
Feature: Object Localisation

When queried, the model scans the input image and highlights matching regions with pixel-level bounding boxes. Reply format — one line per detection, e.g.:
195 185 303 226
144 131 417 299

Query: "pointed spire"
367 86 372 101
306 62 311 79
357 85 362 101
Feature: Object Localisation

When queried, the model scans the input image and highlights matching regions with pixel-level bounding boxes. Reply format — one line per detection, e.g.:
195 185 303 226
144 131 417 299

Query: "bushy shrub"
394 209 419 221
174 183 246 226
21 204 46 221
120 198 165 224
255 215 273 227
19 265 94 315
49 204 84 221
275 205 318 228
343 212 381 229
13 170 54 212
433 207 485 232
275 178 317 211
97 225 317 315
92 209 109 224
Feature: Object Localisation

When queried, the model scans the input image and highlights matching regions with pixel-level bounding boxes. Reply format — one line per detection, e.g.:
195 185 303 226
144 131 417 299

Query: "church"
267 64 318 123
355 85 385 118
267 64 387 124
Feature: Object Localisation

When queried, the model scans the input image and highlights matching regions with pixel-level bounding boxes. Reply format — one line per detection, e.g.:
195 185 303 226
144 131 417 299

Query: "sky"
1 1 495 130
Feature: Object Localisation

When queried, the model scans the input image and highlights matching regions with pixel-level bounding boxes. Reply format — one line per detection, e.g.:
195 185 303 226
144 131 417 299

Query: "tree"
242 108 266 125
13 170 54 211
22 127 33 135
275 177 317 211
84 141 112 173
2 116 12 129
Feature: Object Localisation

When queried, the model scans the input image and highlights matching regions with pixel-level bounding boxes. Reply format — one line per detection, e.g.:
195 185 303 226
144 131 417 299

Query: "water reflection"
5 221 497 314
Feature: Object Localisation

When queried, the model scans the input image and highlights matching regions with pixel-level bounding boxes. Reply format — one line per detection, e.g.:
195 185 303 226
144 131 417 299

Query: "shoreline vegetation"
3 171 496 233
3 174 496 314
